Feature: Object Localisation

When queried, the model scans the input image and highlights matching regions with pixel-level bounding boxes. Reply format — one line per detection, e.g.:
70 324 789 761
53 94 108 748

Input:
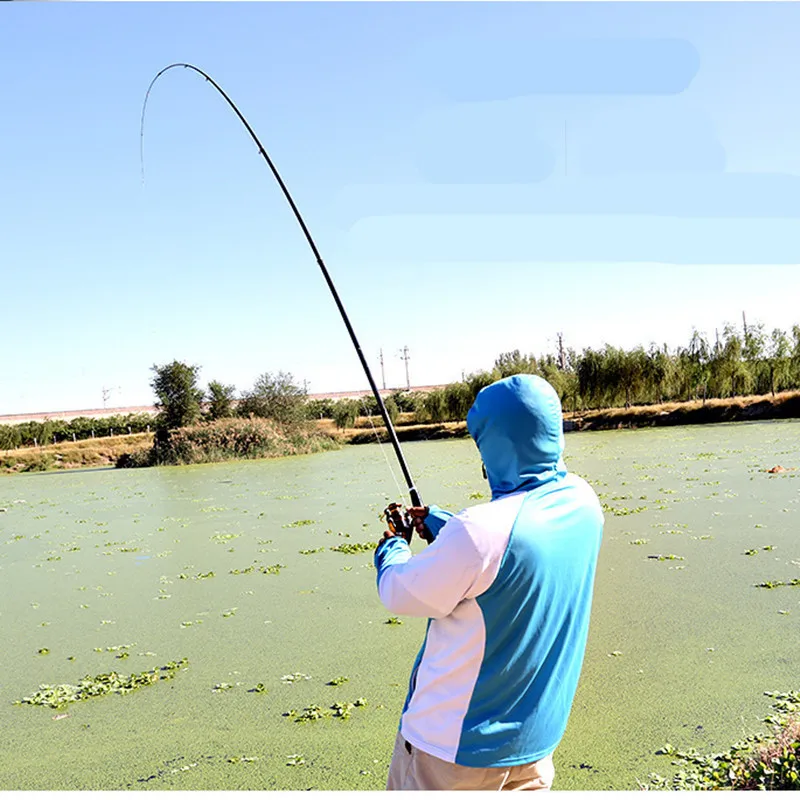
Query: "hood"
466 374 567 500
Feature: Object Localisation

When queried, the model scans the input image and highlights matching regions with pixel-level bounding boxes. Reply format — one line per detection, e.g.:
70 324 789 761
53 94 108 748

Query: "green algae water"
1 420 798 790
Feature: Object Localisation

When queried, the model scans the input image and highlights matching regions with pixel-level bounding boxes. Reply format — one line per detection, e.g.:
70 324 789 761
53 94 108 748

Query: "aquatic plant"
281 672 311 684
329 542 377 555
384 617 403 625
14 658 189 709
299 547 325 555
283 519 316 528
755 579 800 589
630 539 648 546
647 554 685 562
327 676 349 686
642 691 800 790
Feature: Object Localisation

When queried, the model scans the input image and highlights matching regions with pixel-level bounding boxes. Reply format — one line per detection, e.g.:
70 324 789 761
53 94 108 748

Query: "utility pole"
379 348 386 390
399 346 411 390
742 310 748 339
557 332 566 371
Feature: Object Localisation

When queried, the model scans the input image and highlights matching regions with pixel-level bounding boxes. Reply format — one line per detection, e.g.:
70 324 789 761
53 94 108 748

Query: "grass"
571 389 800 431
0 433 152 474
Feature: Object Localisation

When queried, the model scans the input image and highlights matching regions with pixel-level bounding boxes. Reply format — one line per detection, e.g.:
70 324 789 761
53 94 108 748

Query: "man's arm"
374 515 482 619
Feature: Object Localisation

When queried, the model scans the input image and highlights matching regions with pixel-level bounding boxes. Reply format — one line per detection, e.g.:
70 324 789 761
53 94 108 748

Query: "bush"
127 417 339 467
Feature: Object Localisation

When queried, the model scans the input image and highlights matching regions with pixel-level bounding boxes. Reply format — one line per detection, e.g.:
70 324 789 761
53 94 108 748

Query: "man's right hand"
407 506 434 543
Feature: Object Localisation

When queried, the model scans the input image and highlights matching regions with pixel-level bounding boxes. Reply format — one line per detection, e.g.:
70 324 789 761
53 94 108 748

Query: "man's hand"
407 506 434 543
379 529 399 545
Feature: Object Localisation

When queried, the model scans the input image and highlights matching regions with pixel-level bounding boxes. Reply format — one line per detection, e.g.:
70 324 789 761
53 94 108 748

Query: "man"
374 374 604 791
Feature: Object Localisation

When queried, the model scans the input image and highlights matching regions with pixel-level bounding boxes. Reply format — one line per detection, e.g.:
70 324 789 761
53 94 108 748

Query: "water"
0 421 798 790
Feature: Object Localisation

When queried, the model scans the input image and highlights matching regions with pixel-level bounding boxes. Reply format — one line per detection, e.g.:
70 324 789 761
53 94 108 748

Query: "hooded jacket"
374 375 604 768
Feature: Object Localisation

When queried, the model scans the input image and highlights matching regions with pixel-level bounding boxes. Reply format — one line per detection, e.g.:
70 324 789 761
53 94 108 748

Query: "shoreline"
3 391 799 475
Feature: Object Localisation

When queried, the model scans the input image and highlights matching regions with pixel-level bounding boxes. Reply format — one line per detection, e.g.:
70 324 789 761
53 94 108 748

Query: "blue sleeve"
425 504 454 541
374 536 412 588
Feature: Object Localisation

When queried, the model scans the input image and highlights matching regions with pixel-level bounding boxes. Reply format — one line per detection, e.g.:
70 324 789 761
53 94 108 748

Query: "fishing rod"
140 63 427 539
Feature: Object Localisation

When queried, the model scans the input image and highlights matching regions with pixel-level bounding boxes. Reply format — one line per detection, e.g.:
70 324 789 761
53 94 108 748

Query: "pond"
0 420 798 790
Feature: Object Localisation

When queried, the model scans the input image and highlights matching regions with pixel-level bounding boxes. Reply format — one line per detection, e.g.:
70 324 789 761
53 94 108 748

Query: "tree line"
3 317 800 451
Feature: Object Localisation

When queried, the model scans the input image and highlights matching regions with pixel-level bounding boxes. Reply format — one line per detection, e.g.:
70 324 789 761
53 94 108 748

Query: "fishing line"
359 395 405 501
140 63 423 508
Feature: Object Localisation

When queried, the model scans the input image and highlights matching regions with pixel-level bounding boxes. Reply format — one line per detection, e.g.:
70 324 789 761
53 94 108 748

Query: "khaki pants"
386 732 555 791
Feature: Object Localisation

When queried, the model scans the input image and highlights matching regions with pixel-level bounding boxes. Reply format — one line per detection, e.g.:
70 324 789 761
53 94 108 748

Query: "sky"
2 2 800 415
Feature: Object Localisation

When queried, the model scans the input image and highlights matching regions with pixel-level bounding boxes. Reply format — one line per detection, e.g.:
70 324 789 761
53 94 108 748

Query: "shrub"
123 417 339 467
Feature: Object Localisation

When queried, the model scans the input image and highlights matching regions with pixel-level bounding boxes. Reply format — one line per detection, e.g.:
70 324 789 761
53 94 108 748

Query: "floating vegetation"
37 648 50 656
744 549 759 556
647 554 684 562
327 676 349 686
643 691 800 790
179 571 215 580
229 563 285 576
212 683 234 693
94 643 135 653
630 539 648 546
763 545 776 551
210 533 240 543
15 659 189 709
468 492 486 500
299 547 325 555
285 699 368 723
281 672 312 684
227 756 259 764
285 754 306 767
248 683 267 694
602 503 648 517
330 542 377 555
608 651 623 657
283 519 316 528
384 616 403 625
754 579 800 590
222 608 238 618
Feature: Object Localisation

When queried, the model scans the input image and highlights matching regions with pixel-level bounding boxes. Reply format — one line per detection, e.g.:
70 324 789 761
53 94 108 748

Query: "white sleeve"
377 517 483 619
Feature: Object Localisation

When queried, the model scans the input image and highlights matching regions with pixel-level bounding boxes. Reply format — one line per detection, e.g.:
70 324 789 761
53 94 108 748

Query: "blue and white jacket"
374 375 604 768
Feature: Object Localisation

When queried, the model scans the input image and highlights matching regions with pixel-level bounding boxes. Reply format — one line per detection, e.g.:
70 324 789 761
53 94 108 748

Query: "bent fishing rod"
141 63 426 536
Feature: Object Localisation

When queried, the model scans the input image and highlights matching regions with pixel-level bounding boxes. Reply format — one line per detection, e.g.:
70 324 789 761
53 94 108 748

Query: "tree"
237 371 307 425
150 361 204 431
766 328 792 397
206 380 236 421
332 398 359 429
494 350 538 378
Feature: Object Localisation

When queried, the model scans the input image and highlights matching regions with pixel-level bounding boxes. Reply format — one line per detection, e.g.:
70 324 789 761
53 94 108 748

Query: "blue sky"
2 2 800 414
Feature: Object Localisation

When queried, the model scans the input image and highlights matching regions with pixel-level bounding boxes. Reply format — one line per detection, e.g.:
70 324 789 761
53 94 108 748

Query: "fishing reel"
384 502 414 543
383 502 434 544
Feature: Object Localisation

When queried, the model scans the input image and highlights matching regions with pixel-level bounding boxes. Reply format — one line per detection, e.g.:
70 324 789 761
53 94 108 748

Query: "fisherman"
374 374 604 791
